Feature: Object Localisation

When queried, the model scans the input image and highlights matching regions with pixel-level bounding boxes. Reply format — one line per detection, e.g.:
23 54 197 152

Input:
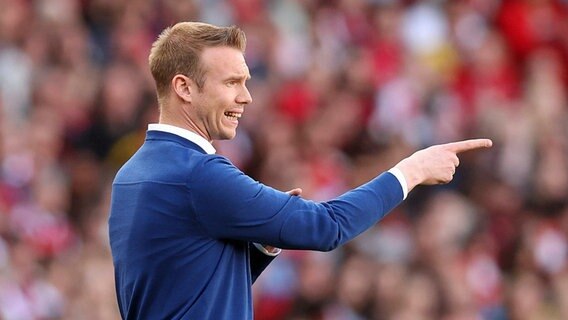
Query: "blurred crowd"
1 0 568 319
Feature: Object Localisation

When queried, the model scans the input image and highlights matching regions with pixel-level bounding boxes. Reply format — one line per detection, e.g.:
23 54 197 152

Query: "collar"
148 123 216 154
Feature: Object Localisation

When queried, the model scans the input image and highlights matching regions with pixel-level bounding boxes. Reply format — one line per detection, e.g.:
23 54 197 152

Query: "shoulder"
115 144 227 185
192 154 241 178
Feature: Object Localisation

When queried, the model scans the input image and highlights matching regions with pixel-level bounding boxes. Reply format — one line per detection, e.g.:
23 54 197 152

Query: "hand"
260 245 280 254
394 139 492 192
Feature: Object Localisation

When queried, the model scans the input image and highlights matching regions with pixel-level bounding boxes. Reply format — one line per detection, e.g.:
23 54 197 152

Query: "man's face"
190 46 252 141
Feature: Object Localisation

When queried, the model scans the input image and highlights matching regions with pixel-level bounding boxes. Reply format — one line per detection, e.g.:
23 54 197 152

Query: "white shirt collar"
148 123 216 154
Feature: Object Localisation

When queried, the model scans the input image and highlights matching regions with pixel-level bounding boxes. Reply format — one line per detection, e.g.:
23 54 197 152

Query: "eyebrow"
224 74 251 81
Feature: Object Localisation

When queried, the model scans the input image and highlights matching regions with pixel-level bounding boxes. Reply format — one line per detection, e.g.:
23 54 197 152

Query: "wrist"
387 167 408 200
394 159 422 193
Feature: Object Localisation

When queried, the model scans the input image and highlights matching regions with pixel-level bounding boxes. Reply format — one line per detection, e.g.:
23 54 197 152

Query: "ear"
172 75 193 103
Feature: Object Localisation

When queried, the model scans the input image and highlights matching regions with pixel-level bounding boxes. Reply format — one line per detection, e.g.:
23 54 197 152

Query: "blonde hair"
149 22 246 105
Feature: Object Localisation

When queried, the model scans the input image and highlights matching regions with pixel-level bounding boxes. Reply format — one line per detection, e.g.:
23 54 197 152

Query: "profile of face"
183 46 253 141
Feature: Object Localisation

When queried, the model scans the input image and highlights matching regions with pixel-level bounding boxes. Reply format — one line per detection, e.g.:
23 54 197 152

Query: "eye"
227 81 238 87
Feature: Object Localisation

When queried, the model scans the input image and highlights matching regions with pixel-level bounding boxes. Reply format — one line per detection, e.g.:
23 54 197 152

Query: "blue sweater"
109 130 403 319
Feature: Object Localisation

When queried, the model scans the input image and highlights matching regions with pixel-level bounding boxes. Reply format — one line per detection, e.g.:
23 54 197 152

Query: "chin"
220 131 237 140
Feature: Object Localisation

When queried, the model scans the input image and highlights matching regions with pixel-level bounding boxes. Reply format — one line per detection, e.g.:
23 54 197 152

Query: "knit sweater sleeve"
189 156 403 251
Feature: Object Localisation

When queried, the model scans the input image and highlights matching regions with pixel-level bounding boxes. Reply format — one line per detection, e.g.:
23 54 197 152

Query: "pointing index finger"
443 139 493 154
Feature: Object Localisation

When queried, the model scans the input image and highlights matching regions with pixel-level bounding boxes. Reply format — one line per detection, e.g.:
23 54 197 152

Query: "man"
108 22 492 319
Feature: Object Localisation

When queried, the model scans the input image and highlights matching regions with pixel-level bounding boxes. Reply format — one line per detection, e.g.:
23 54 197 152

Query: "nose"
237 85 252 105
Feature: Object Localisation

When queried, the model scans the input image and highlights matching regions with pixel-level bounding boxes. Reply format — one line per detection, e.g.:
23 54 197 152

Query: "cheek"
215 94 235 112
201 87 235 119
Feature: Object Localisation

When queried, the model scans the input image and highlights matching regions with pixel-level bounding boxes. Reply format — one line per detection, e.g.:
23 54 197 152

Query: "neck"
159 103 212 142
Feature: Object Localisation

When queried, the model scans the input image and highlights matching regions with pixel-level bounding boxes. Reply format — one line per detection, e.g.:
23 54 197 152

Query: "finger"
443 139 493 154
452 154 460 167
286 188 303 196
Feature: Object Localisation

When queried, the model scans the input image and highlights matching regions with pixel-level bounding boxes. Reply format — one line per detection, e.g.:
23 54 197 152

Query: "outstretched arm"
191 139 492 251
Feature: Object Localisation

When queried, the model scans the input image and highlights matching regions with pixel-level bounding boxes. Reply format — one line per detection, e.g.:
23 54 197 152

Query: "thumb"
286 188 303 197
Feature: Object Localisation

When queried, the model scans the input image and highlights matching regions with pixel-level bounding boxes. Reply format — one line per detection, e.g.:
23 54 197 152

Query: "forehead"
200 46 249 78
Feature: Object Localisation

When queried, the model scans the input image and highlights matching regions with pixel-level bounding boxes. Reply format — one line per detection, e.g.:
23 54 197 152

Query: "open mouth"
224 111 242 121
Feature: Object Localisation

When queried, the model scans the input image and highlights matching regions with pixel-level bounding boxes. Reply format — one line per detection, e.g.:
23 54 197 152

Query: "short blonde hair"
149 22 246 105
